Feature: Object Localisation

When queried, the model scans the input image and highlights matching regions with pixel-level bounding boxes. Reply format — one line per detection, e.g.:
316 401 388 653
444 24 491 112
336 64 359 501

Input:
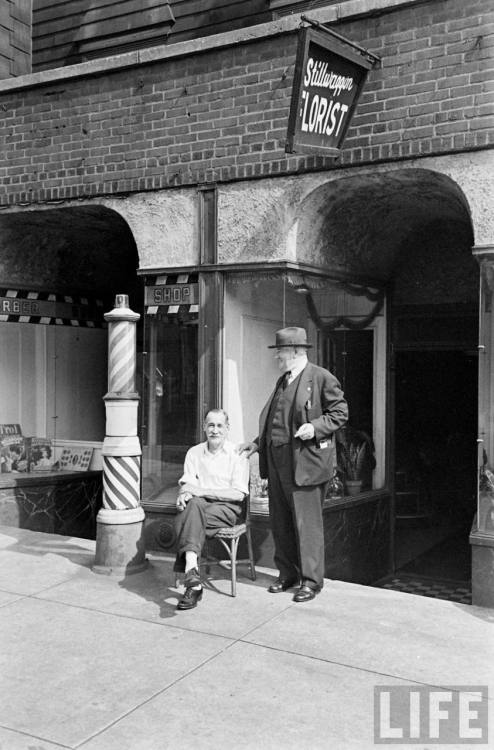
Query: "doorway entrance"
392 348 478 598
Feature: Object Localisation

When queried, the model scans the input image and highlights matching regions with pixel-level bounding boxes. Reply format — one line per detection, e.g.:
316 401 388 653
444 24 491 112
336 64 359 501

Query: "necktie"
283 371 291 389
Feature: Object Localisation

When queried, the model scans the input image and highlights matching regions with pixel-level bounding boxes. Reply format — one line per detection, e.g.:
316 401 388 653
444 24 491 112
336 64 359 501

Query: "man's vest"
266 373 301 446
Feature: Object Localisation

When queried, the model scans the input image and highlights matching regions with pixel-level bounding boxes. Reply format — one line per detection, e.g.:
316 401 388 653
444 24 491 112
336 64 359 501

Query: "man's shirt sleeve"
178 446 199 487
230 451 250 496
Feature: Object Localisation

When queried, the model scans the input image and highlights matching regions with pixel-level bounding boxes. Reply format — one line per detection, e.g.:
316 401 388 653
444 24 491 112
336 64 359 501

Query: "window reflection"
223 269 386 502
326 330 375 492
477 259 494 533
141 311 198 504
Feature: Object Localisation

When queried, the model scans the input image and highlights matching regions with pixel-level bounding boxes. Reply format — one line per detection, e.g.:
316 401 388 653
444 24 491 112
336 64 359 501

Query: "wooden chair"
174 495 257 596
202 494 256 596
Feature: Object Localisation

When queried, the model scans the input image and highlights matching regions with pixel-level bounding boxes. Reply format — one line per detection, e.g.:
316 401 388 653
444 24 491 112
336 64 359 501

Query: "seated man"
174 408 249 611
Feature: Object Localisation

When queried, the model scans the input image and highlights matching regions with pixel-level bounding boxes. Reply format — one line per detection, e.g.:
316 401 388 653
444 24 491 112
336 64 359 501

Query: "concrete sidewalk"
0 525 492 750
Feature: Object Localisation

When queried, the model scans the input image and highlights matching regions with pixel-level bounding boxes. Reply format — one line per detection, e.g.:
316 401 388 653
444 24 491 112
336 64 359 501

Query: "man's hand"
238 441 258 458
176 491 193 511
294 423 315 441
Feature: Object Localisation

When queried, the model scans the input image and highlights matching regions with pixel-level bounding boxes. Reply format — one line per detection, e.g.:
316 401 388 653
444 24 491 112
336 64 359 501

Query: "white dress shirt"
287 353 308 384
179 439 249 496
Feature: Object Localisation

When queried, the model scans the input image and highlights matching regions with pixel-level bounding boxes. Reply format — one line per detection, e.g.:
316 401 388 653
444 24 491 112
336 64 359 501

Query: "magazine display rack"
0 424 102 539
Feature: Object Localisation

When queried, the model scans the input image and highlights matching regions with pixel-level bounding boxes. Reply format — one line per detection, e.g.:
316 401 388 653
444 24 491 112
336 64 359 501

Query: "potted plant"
336 427 374 496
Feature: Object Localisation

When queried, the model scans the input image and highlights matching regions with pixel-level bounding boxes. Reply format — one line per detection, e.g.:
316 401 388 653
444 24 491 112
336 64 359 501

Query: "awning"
0 288 105 326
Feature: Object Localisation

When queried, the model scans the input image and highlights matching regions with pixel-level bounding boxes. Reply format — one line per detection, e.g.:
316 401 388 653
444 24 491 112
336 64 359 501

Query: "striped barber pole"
108 320 137 393
102 455 141 510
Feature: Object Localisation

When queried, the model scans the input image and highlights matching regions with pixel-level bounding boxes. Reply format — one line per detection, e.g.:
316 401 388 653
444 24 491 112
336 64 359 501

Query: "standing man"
240 327 348 602
174 408 249 611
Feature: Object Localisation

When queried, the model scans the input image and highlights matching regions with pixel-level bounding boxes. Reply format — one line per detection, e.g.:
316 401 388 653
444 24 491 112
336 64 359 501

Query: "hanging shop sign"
0 288 105 326
145 273 199 315
286 25 377 157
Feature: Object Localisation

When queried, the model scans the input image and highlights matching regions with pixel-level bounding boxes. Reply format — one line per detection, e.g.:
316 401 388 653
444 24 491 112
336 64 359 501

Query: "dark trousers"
173 496 242 572
267 443 326 589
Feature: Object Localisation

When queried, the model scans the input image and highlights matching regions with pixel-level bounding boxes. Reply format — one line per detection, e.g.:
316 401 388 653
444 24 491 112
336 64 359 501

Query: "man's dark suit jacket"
257 362 348 486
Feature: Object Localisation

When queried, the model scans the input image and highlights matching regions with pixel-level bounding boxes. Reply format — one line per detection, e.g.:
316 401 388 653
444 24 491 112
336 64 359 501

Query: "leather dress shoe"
183 567 201 588
177 587 203 610
293 584 320 603
268 578 298 594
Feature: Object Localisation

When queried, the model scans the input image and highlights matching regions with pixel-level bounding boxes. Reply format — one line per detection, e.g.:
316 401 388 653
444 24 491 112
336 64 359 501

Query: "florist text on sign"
286 26 376 157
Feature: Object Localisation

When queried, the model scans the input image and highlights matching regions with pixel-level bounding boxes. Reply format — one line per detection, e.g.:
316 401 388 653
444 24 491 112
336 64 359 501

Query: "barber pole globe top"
104 294 140 395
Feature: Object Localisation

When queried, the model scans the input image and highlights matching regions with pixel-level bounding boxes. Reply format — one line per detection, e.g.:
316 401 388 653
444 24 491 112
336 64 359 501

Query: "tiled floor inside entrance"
375 574 471 604
374 529 472 605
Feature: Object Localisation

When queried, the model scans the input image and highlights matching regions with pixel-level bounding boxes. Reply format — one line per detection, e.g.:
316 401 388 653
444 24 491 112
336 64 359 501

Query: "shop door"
393 349 478 582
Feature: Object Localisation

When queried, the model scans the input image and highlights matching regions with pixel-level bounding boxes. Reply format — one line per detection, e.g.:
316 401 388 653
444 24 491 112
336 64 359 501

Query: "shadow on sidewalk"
118 556 186 619
0 526 95 567
117 549 277 619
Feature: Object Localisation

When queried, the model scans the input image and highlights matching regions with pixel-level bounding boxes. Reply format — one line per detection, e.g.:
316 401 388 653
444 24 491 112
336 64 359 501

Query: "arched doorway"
390 198 477 601
294 167 477 600
0 204 140 536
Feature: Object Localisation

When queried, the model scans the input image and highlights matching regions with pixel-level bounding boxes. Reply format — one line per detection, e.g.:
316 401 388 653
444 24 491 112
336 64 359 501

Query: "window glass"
0 306 107 476
477 259 494 534
223 273 307 447
140 310 198 504
306 281 386 493
326 329 375 492
223 270 386 507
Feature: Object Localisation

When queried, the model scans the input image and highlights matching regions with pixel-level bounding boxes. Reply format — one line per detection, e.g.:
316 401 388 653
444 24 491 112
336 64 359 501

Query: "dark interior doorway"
393 349 478 589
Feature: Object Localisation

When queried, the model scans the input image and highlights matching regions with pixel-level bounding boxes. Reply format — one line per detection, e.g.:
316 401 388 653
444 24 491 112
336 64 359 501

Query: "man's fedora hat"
268 326 312 349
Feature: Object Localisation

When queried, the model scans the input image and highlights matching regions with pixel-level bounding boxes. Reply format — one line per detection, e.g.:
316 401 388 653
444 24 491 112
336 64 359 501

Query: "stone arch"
289 167 479 575
292 168 475 294
0 204 140 305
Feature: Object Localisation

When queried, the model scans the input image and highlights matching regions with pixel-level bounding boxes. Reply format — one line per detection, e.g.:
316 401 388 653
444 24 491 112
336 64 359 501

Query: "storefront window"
0 292 107 475
223 269 386 505
141 274 199 504
138 267 386 509
327 329 375 491
476 254 494 535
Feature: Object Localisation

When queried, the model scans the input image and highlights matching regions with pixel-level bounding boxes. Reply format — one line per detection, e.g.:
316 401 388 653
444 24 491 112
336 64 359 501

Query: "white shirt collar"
288 353 308 381
202 440 230 456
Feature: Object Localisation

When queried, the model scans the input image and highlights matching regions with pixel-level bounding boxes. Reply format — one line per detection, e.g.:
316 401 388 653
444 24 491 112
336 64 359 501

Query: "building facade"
1 0 493 599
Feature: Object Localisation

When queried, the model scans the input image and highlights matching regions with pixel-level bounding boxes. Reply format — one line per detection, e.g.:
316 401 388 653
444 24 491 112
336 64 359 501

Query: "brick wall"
0 0 492 205
338 0 494 160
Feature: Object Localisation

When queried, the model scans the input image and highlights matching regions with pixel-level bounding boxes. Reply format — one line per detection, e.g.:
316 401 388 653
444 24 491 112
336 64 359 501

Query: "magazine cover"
0 423 22 438
29 438 54 471
0 434 28 473
59 446 93 472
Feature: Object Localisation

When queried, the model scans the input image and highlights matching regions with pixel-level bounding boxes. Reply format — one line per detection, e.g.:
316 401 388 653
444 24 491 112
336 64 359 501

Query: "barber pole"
93 294 147 575
102 455 140 510
107 316 137 393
